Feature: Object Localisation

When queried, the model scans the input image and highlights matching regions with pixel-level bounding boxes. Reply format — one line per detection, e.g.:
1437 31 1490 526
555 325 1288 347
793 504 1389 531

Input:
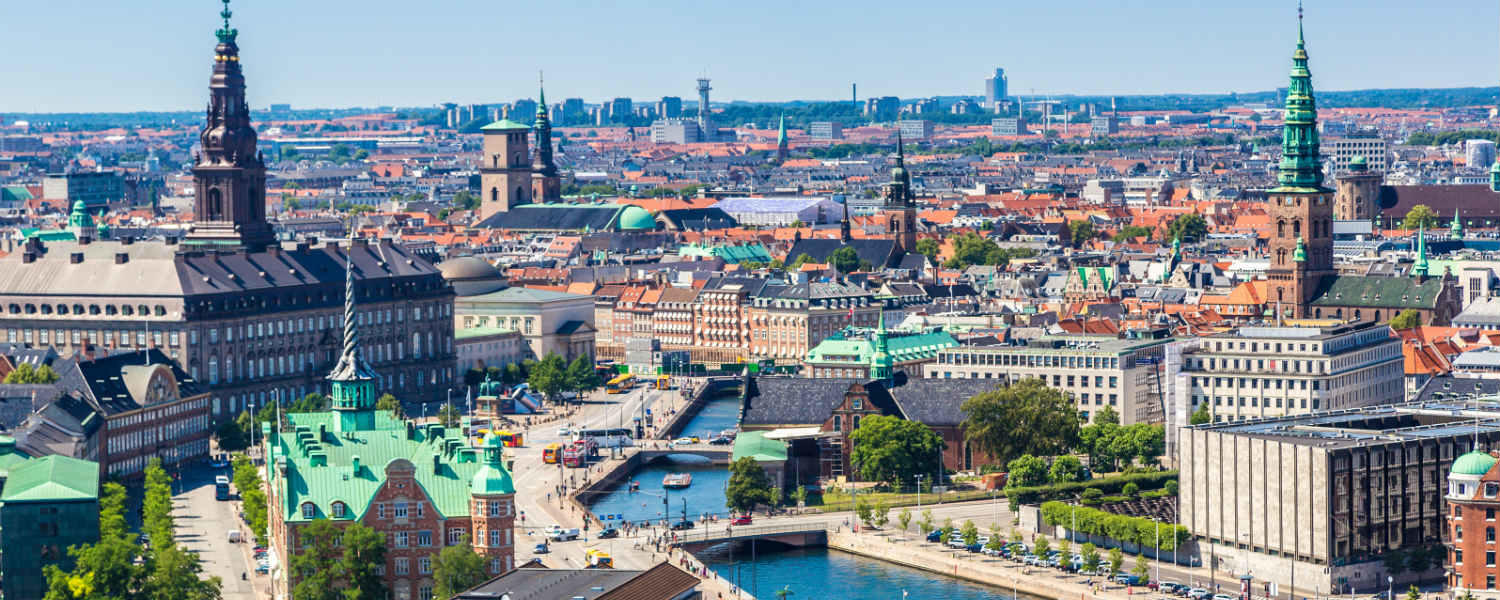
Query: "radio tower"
696 78 712 133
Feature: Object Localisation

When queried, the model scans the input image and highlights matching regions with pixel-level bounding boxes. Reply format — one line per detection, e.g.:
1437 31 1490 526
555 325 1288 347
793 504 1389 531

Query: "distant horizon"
1 0 1494 113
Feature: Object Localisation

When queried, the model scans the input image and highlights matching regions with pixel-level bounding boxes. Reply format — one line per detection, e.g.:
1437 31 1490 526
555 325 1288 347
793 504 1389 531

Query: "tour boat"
662 473 693 489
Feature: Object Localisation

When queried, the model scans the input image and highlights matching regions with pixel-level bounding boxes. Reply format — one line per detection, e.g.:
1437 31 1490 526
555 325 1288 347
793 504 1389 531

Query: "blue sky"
1 0 1494 112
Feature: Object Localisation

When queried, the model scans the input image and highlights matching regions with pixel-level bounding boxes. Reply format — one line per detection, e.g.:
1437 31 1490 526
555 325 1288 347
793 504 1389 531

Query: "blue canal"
587 393 1018 599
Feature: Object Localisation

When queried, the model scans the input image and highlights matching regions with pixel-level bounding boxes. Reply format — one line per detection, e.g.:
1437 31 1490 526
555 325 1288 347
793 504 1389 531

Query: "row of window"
938 352 1122 370
5 302 166 317
6 328 175 348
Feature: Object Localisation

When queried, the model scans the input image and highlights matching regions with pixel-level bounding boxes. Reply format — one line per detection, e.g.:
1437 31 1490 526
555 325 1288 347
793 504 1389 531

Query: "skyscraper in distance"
984 68 1007 109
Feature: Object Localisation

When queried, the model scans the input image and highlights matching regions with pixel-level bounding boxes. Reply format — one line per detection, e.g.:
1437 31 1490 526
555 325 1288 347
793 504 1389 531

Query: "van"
227 530 242 543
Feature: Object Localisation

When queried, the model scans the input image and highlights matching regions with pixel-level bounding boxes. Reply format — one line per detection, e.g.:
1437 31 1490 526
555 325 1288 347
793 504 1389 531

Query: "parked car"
966 543 984 553
533 543 549 554
1113 574 1142 586
731 516 752 526
1212 594 1237 600
671 520 695 531
597 528 619 539
557 427 572 437
925 530 944 543
1187 588 1211 600
709 436 733 445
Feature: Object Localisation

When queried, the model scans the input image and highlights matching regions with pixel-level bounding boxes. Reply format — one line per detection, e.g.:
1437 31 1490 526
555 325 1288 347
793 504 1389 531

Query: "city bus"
606 373 635 394
214 475 230 501
655 374 671 390
493 430 524 447
542 443 564 464
562 439 597 468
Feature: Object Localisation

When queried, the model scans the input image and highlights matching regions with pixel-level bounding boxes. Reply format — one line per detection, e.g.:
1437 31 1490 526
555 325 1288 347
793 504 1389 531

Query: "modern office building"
924 335 1174 424
1180 400 1500 595
898 120 933 141
983 68 1008 109
992 117 1028 136
809 121 843 140
1468 140 1497 170
42 171 126 209
1175 322 1404 425
1090 115 1119 136
1323 136 1388 173
864 96 900 119
656 96 683 119
650 119 702 144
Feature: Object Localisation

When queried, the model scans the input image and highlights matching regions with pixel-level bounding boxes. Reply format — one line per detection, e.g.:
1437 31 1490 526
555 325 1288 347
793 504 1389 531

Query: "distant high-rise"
863 96 900 119
1466 139 1496 170
606 97 632 124
984 68 1008 109
657 96 683 119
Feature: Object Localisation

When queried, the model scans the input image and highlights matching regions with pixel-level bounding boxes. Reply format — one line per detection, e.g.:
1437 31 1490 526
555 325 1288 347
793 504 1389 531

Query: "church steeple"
532 73 557 179
187 0 276 250
775 113 789 163
839 197 852 243
329 247 378 432
885 132 914 207
1272 3 1327 193
1451 209 1465 241
1413 224 1430 279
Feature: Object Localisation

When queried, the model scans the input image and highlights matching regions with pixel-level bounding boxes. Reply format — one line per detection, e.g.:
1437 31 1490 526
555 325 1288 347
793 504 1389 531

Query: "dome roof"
437 256 507 296
616 205 656 231
1452 451 1497 476
1349 155 1367 170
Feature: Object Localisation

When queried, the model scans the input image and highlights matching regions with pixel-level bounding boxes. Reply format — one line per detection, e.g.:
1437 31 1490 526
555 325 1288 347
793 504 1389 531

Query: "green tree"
340 522 387 598
1166 213 1208 242
914 238 941 262
1389 309 1422 330
1112 225 1154 242
1189 402 1212 425
725 457 774 514
788 253 815 270
1067 220 1096 248
898 508 913 539
1383 549 1407 576
234 456 269 546
960 520 979 547
847 415 945 487
1132 552 1150 578
855 498 873 528
940 517 955 540
1165 480 1180 496
1406 586 1422 600
1082 543 1100 572
873 500 891 529
1108 547 1124 574
44 482 143 600
917 510 934 537
214 417 247 451
829 246 861 274
1004 455 1050 488
437 404 462 428
565 354 602 394
291 519 386 600
432 535 487 599
288 392 329 413
1049 455 1086 483
1034 536 1051 557
4 362 60 384
1057 537 1072 562
1123 482 1141 497
962 378 1080 467
375 393 404 418
1403 204 1439 230
464 368 486 389
527 353 569 402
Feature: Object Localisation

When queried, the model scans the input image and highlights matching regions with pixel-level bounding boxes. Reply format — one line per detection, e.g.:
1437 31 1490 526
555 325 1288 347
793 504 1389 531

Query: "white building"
1467 139 1497 170
711 196 841 227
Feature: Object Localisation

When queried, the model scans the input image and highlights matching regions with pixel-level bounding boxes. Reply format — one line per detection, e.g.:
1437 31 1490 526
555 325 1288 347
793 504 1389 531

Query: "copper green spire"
1451 209 1464 241
329 247 378 430
1293 236 1306 263
1413 224 1429 277
537 71 546 110
776 113 788 147
216 0 237 44
1272 2 1327 193
871 311 892 382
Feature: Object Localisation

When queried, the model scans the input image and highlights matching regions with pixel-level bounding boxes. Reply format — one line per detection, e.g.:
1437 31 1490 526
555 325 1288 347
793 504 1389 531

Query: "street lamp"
915 474 924 514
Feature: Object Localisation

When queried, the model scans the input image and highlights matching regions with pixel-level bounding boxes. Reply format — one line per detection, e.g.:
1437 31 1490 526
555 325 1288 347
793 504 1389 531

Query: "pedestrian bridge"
674 521 833 551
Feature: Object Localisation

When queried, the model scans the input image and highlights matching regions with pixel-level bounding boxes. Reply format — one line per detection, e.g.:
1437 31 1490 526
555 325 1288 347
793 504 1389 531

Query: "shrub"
1040 500 1189 551
1002 470 1177 507
1081 488 1105 503
1122 482 1140 497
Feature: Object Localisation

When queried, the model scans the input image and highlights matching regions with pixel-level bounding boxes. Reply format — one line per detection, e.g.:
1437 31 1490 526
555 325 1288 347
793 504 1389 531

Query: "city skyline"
0 0 1495 113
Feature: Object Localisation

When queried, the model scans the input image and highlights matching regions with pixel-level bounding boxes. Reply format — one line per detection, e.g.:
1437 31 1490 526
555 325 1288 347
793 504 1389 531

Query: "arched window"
490 187 498 204
301 502 316 519
207 188 223 220
413 332 422 359
332 502 347 519
1292 219 1301 236
1277 220 1285 237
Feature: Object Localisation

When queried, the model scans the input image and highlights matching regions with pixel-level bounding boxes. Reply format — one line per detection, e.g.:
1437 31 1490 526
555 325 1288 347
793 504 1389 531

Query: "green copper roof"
805 327 959 366
1451 210 1464 241
732 431 788 463
1270 10 1328 193
1452 451 1497 476
677 242 772 264
470 434 516 495
1413 225 1429 277
616 205 656 230
0 455 98 503
1349 155 1368 170
1076 267 1115 289
481 119 532 131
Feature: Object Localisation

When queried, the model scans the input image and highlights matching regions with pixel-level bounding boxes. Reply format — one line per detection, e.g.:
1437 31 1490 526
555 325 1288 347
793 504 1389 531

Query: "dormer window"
332 501 347 518
301 502 316 519
1488 484 1499 498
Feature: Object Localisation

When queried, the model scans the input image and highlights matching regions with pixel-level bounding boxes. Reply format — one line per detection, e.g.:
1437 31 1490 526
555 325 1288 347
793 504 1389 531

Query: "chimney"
352 455 361 474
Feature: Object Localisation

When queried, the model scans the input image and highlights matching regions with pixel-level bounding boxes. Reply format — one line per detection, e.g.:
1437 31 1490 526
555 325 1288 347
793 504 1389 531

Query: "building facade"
1323 136 1389 174
1447 451 1500 599
0 452 99 600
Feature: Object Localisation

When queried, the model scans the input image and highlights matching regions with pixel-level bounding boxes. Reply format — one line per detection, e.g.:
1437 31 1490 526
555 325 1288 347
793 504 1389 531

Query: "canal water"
588 393 1017 599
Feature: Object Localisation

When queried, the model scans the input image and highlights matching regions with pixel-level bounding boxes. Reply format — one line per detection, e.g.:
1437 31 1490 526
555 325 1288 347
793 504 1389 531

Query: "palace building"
0 3 457 419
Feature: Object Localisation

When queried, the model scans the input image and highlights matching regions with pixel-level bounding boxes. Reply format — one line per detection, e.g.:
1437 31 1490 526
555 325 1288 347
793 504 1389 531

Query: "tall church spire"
532 72 557 178
187 0 276 250
329 247 378 430
1273 2 1327 193
1413 224 1430 279
775 113 789 163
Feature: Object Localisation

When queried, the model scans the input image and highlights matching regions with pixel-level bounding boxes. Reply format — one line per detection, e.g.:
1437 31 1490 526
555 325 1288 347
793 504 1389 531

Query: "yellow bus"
655 374 671 390
542 443 564 464
606 373 635 394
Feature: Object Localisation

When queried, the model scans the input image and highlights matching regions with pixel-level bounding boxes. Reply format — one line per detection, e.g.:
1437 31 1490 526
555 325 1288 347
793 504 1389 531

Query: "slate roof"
455 564 698 600
474 204 625 232
740 377 863 426
785 238 902 269
0 454 98 502
1415 375 1500 402
880 376 1000 426
1378 185 1500 218
1309 275 1448 309
73 349 204 417
657 207 738 230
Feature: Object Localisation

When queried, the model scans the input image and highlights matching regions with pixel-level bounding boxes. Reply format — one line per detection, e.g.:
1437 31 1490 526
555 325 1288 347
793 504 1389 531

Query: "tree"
914 238 941 262
855 498 873 528
1166 213 1207 243
1081 543 1101 572
3 362 60 384
288 392 329 413
1389 309 1422 330
341 523 386 598
726 457 774 514
1123 482 1141 497
463 368 486 389
1094 405 1120 426
1403 204 1439 230
1067 220 1096 249
962 378 1080 467
1132 552 1150 578
1081 488 1105 503
1108 547 1124 575
1406 586 1422 600
44 482 143 600
940 517 955 540
291 519 386 600
1189 402 1212 425
376 393 404 418
1383 549 1407 576
917 510 935 537
898 508 913 539
1057 537 1072 562
829 246 861 274
1049 455 1086 484
527 353 569 402
215 417 247 451
1408 545 1436 573
234 456 269 546
437 403 462 428
565 354 602 394
960 520 979 547
873 500 891 529
1165 480 1180 496
1034 536 1051 557
1004 455 1050 488
788 253 816 270
290 520 342 600
942 232 1037 269
1112 225 1154 242
432 535 487 599
848 415 945 487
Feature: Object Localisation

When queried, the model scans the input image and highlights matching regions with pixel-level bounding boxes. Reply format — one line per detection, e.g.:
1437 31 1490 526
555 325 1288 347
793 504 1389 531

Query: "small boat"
629 480 640 492
662 473 693 489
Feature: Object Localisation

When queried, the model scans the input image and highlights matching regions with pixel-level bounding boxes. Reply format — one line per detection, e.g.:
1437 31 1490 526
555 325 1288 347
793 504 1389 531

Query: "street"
172 462 257 600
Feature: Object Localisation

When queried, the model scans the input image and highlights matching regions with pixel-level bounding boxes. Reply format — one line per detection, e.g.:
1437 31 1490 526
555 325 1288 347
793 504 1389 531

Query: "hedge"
1005 470 1177 507
1040 500 1189 551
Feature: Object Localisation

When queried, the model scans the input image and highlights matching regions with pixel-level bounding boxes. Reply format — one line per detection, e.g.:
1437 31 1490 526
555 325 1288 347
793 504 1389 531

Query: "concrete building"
1323 136 1389 173
1179 400 1500 595
42 171 126 209
656 96 683 119
1468 140 1497 170
454 327 526 374
992 117 1028 136
864 96 900 119
1090 115 1119 137
441 257 595 363
809 121 843 140
924 335 1173 424
0 450 99 600
1175 322 1403 425
983 68 1008 109
650 118 702 144
898 119 933 141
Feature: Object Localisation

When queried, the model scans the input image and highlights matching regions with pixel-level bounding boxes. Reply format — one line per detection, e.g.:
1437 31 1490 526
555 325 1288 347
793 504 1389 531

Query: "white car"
557 427 572 437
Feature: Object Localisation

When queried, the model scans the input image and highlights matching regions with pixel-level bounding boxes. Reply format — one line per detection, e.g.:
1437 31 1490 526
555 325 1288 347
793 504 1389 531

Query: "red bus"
562 439 597 468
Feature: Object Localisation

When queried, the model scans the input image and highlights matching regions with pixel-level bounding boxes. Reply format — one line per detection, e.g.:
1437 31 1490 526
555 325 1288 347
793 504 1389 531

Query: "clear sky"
1 0 1494 113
